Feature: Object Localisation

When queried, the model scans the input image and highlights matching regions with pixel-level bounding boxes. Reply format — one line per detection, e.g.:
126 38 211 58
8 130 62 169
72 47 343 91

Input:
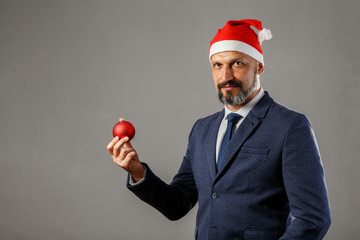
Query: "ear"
257 62 264 75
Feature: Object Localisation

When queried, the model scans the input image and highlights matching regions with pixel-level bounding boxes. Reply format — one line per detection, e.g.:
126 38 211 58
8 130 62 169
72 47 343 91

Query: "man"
107 19 331 239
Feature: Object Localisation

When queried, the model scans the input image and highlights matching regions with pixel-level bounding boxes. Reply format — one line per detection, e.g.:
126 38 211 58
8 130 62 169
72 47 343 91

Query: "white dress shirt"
215 88 265 163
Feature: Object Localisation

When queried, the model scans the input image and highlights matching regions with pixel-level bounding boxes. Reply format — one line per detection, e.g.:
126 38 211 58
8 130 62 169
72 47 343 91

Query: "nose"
221 66 234 82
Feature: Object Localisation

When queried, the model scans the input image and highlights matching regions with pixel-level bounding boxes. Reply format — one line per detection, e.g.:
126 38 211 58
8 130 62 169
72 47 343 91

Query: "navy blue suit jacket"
127 92 331 240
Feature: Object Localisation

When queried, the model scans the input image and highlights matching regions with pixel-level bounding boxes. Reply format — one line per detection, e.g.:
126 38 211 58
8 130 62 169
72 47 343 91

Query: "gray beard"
218 76 259 106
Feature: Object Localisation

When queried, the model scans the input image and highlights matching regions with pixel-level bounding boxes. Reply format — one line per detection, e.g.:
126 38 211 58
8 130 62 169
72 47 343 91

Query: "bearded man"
107 19 331 240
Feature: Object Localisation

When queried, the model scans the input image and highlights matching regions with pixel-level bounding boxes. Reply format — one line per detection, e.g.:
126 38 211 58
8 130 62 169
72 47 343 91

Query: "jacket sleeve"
280 114 331 239
126 125 198 221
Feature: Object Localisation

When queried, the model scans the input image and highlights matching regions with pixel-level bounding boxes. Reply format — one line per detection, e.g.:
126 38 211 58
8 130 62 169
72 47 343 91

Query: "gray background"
1 0 359 239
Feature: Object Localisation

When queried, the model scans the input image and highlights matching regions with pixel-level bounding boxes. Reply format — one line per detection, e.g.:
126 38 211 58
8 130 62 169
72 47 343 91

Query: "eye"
213 63 222 69
233 61 244 67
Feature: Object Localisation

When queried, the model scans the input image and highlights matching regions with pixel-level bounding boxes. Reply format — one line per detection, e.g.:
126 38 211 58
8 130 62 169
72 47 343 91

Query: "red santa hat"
209 19 272 65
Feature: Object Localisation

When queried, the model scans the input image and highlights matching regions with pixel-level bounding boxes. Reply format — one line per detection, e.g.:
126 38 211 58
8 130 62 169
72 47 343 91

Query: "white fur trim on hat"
209 40 264 65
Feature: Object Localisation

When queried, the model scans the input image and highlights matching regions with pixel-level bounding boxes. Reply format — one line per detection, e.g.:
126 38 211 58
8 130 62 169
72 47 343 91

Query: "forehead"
210 51 253 63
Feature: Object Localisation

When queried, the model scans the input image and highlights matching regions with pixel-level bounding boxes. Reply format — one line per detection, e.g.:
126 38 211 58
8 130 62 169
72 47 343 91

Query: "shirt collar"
224 88 265 119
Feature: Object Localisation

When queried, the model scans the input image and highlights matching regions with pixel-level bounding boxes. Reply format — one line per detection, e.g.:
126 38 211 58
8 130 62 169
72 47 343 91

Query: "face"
211 51 264 108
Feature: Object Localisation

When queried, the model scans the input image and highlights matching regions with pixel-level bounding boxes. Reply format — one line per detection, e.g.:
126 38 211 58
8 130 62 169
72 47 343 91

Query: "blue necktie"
218 113 242 170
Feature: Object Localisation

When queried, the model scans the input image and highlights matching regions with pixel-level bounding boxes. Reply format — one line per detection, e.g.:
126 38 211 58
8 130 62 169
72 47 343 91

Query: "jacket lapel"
216 92 274 178
204 110 224 181
216 113 261 176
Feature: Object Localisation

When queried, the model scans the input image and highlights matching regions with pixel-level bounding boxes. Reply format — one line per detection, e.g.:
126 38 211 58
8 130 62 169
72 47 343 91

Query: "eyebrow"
211 57 246 65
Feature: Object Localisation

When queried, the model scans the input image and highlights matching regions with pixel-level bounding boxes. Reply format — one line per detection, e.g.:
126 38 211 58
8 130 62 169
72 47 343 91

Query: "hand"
107 136 145 182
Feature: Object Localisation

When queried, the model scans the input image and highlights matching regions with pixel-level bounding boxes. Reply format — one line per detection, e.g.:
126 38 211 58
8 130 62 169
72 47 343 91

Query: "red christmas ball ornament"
112 118 135 140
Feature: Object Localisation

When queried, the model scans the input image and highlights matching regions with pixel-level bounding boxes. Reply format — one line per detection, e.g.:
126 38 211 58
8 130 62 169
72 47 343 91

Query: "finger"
114 149 136 168
113 136 129 156
123 151 138 163
107 136 119 154
124 140 133 149
119 151 137 167
119 147 134 161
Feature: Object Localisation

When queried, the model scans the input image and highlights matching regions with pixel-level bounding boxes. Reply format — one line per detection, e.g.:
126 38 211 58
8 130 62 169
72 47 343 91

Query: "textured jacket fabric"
127 92 331 240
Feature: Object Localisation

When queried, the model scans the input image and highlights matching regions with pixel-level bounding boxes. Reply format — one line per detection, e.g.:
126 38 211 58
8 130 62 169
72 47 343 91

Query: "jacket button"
212 192 218 199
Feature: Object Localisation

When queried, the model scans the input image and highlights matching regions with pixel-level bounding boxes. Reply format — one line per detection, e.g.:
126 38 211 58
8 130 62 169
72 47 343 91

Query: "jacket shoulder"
187 110 223 139
269 100 311 125
194 110 223 128
253 92 309 127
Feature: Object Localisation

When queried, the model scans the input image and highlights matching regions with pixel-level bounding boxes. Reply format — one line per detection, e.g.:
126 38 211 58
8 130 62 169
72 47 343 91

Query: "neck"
226 88 261 112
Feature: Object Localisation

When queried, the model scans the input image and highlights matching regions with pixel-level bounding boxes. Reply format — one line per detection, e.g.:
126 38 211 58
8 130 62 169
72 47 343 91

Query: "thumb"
123 137 133 148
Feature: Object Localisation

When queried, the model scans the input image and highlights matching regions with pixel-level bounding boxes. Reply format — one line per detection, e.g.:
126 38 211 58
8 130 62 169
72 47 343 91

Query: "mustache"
217 80 242 89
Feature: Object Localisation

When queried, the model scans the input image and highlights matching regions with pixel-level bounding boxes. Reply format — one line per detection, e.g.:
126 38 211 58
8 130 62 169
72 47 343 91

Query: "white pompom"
258 28 272 45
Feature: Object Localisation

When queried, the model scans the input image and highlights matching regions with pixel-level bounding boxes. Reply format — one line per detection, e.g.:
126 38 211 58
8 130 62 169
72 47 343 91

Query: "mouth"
222 85 238 91
218 80 242 92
